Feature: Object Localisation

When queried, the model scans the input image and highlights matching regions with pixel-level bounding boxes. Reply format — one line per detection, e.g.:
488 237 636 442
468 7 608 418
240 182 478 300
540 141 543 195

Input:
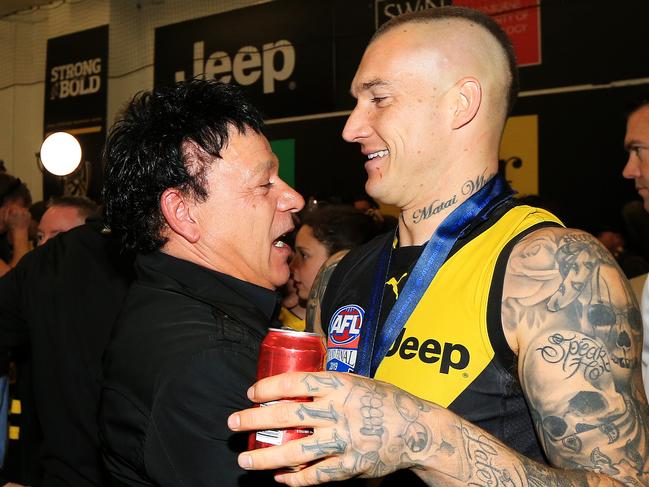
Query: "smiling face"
342 18 512 214
342 24 456 208
191 128 304 289
291 224 330 300
623 104 649 211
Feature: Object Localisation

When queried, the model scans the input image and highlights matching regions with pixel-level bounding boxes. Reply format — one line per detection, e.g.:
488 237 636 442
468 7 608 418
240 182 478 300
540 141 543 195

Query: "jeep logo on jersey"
385 328 470 374
174 40 296 94
329 305 364 345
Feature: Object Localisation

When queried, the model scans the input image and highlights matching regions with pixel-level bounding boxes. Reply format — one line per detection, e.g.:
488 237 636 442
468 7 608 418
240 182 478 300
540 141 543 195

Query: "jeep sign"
154 0 337 118
174 40 296 94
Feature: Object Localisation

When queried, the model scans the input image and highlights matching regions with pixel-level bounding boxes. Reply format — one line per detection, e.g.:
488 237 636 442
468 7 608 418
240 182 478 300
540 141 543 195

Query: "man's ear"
451 77 482 130
160 188 200 243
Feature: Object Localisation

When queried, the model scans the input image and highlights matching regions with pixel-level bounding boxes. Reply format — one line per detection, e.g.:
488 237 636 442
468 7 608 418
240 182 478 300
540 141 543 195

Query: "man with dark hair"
0 174 32 277
99 79 303 486
229 7 649 486
37 195 99 246
623 99 649 398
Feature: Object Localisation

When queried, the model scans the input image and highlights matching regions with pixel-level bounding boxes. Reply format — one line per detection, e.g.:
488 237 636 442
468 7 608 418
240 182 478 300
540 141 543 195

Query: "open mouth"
367 149 389 160
273 231 293 251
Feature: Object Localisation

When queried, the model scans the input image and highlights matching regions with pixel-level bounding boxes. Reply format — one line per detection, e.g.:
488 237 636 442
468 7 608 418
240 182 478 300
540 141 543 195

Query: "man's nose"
342 104 370 143
622 155 638 180
279 184 305 213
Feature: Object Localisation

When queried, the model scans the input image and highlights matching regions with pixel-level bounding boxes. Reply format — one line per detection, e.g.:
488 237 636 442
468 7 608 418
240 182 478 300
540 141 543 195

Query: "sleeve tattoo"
503 228 649 485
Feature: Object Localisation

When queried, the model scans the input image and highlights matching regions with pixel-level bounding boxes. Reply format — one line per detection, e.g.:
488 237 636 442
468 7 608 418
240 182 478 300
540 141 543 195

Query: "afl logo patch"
328 305 364 345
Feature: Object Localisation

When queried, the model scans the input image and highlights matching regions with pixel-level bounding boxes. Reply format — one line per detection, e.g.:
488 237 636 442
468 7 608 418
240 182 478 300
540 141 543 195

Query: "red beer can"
250 328 325 449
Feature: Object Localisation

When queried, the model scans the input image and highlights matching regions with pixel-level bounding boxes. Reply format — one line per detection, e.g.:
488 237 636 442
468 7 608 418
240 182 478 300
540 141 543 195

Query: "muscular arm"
501 227 649 485
229 228 648 487
305 250 348 336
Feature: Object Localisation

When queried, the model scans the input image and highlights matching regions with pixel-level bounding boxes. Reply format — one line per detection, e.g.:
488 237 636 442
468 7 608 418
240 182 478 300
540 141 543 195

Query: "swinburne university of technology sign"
154 0 336 119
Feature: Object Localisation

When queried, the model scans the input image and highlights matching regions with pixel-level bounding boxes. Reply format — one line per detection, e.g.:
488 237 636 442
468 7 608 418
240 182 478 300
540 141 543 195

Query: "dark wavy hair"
300 205 382 256
102 79 264 253
0 173 31 208
373 6 519 116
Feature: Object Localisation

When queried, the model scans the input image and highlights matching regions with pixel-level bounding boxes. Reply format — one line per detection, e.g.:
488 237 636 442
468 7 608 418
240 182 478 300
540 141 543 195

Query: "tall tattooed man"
229 7 649 487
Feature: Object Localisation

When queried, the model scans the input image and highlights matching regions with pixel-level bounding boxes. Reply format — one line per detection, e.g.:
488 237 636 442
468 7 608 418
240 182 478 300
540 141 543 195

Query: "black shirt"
0 220 133 486
100 251 279 487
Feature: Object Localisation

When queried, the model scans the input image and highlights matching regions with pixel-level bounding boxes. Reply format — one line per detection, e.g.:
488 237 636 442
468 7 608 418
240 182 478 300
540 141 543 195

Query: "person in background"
352 192 379 212
229 7 649 486
278 223 307 331
99 79 303 486
622 98 649 398
291 205 382 335
353 192 398 233
594 224 649 279
36 195 99 246
0 194 101 484
0 219 133 487
27 201 47 246
278 275 306 331
0 175 32 277
0 175 31 485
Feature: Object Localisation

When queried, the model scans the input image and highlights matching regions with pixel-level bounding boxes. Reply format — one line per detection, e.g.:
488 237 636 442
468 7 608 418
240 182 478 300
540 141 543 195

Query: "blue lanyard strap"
354 174 514 377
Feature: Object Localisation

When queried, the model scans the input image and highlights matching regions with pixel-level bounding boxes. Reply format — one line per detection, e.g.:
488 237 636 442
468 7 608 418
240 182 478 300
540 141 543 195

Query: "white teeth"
274 240 286 248
367 149 389 160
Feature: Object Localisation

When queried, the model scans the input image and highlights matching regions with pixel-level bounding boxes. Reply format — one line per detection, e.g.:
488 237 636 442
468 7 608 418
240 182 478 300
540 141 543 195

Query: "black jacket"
0 221 133 486
100 251 279 486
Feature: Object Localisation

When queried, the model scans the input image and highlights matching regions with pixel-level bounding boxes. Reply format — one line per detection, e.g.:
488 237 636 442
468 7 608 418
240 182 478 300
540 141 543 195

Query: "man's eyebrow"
624 139 642 151
250 159 276 177
350 78 392 96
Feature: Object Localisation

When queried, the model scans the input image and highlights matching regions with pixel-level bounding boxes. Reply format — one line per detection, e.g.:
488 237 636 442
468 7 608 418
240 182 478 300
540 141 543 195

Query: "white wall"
0 0 263 202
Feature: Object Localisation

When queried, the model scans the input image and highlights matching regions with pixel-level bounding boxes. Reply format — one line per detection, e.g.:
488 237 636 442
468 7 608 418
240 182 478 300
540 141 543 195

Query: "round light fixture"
39 132 82 176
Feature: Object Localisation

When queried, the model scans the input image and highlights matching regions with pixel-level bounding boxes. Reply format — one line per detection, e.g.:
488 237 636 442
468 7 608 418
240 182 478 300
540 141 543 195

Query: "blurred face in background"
291 224 329 300
623 105 649 211
0 198 27 234
37 205 86 246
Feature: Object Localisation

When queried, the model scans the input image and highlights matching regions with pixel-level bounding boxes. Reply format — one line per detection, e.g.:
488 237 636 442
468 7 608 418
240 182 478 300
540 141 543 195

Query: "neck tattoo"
410 170 495 225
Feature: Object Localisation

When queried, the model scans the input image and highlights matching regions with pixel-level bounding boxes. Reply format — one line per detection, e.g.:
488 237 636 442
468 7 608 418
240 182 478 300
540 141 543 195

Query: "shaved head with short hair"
372 6 518 118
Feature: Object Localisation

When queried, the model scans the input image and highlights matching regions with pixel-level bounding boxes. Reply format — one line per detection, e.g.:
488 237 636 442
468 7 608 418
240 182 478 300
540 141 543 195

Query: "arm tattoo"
537 333 610 381
305 250 347 334
460 425 522 487
502 228 649 484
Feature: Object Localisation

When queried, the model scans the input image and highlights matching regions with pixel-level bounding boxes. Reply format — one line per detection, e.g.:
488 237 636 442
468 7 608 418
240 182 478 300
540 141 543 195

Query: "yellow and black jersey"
322 201 562 462
278 306 306 332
